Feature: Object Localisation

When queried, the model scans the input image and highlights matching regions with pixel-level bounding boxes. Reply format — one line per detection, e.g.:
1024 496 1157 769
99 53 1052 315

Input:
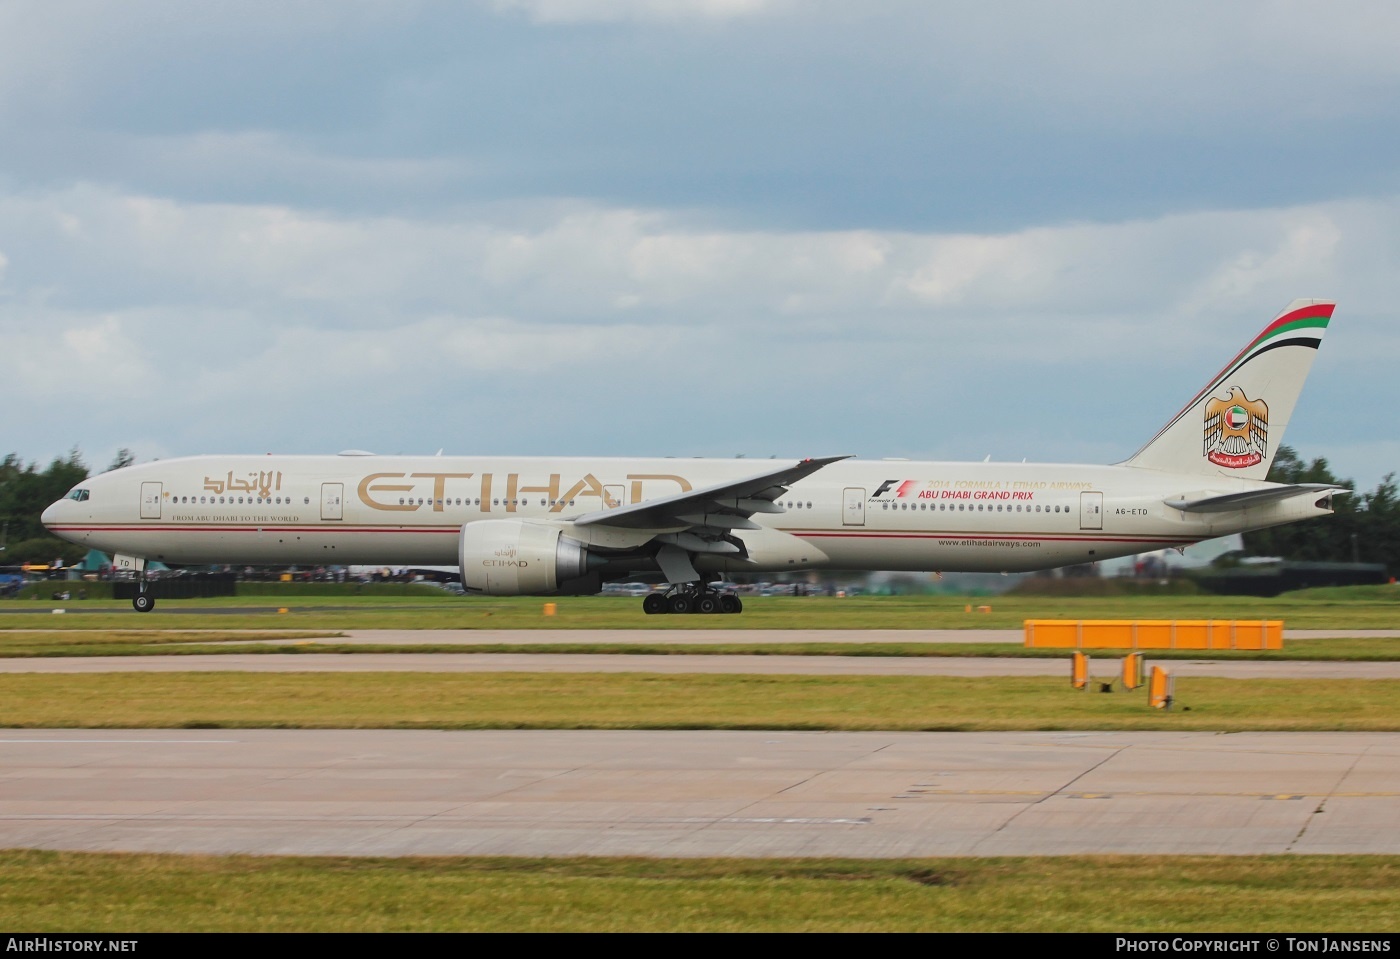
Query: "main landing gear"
642 582 743 615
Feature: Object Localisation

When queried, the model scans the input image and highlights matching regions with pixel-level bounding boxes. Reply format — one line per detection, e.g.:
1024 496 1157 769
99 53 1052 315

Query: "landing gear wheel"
720 594 741 615
642 593 668 615
667 594 693 615
133 593 155 613
696 594 720 615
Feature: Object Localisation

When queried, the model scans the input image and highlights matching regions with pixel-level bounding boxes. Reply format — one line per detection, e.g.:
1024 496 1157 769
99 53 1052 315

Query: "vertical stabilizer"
1122 299 1333 480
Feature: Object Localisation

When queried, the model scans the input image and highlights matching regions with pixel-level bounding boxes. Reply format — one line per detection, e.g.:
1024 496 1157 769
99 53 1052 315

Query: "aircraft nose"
41 500 61 530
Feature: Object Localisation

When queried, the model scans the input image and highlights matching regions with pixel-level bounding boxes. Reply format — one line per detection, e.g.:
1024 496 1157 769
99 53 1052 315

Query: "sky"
4 0 1398 492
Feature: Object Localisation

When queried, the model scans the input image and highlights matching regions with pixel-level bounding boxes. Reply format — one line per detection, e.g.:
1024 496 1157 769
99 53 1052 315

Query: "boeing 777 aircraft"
43 300 1341 614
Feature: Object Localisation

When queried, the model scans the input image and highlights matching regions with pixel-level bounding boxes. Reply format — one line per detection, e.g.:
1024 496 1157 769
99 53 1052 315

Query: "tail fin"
1122 299 1334 480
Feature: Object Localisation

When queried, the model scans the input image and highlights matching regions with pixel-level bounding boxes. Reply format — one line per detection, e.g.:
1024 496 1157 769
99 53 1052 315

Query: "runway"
3 651 1399 677
2 729 1397 858
4 628 1397 860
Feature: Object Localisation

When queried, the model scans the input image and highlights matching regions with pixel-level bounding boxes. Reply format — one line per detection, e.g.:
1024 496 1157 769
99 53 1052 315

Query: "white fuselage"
41 453 1330 575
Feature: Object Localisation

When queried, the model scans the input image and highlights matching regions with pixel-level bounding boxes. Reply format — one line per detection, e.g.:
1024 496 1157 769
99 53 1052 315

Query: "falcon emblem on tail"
1204 387 1268 469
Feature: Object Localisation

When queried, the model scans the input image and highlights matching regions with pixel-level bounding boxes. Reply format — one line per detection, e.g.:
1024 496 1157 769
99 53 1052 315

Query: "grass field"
2 672 1399 731
2 851 1397 932
4 586 1398 932
4 584 1400 630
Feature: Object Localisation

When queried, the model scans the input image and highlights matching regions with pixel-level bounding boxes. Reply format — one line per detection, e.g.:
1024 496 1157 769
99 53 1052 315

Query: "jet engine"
459 519 602 595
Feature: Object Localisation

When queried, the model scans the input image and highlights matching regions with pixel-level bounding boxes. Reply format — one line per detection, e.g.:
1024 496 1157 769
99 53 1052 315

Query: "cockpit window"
67 489 90 502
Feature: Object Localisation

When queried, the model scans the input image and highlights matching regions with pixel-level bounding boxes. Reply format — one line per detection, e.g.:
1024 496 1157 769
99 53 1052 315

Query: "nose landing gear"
132 567 155 613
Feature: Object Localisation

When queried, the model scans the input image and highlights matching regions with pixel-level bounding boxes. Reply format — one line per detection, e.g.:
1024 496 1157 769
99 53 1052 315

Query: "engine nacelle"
459 519 595 595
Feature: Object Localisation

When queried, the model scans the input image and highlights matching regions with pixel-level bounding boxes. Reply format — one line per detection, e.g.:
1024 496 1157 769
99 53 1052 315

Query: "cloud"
5 312 156 398
2 2 1399 237
0 182 1390 347
3 181 1395 485
489 0 785 23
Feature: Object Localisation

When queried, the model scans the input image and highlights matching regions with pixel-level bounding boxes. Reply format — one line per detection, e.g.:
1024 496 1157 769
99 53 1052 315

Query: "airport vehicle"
43 300 1342 614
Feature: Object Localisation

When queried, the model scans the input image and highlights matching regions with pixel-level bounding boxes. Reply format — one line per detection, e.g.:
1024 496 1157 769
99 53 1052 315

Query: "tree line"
1241 446 1400 571
0 449 131 565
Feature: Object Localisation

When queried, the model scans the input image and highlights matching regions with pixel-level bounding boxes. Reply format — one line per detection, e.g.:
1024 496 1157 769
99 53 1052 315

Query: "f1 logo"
872 479 899 498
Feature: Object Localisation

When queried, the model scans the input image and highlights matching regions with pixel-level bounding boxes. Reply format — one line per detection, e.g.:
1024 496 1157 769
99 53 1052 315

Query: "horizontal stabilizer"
1164 484 1347 513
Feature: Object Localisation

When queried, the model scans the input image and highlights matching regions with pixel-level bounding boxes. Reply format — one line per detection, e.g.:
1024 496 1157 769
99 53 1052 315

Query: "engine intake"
459 519 598 595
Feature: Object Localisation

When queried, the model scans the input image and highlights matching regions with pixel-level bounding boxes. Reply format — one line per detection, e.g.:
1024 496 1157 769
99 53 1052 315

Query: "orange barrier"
1122 652 1143 691
1025 619 1282 650
1071 651 1090 690
1148 666 1174 709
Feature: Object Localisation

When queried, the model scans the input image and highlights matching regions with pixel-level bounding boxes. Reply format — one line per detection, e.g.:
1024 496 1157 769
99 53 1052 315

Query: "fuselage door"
1079 490 1103 531
603 484 626 509
842 487 866 527
140 482 162 520
321 483 344 521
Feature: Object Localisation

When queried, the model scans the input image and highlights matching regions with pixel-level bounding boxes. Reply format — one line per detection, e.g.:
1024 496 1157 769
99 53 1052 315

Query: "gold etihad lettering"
510 473 560 513
204 471 283 499
358 473 417 512
410 472 475 511
628 474 691 503
352 470 694 513
552 473 608 511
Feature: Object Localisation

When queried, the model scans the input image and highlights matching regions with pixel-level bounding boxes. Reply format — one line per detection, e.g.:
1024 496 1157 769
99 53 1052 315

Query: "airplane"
42 299 1342 615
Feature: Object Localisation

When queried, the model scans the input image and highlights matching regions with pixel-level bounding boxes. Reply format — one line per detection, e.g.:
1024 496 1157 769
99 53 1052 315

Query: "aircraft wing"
1164 483 1348 514
573 455 851 531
